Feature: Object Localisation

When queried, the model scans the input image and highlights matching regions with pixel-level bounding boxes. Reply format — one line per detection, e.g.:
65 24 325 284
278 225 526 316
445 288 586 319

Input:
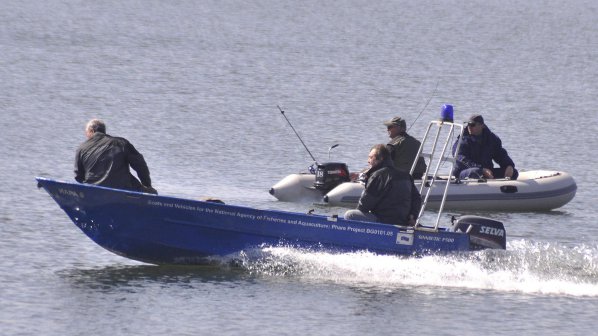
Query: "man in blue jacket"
452 114 518 180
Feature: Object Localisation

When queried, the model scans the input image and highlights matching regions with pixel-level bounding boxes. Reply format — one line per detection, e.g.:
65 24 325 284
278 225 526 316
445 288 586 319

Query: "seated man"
75 119 157 194
344 144 422 226
452 114 518 180
384 116 427 179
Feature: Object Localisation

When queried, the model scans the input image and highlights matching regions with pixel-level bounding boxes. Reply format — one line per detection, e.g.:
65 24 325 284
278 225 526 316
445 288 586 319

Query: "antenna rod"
408 81 439 131
277 105 317 162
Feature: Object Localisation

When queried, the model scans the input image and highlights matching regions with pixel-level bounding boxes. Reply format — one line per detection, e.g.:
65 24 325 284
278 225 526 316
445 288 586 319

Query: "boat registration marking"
58 188 85 199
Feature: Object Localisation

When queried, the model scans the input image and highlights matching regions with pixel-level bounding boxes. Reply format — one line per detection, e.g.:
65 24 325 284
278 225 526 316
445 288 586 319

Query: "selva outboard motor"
453 215 506 250
314 162 350 192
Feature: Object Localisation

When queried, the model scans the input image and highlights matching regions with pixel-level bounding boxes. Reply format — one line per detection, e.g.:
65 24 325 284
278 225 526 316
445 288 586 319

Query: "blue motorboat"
36 177 505 265
35 109 507 265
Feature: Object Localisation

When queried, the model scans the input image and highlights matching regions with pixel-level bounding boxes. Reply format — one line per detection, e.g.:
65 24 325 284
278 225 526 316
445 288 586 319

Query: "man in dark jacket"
344 144 422 226
384 116 427 179
452 114 518 180
75 119 157 194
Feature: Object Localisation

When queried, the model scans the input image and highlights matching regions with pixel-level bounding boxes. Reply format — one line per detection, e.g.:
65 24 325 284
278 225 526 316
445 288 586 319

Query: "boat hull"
37 178 486 265
271 170 576 211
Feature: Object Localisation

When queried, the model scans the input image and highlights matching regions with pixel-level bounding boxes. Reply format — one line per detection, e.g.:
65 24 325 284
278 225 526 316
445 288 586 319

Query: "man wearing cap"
452 114 518 180
384 116 427 179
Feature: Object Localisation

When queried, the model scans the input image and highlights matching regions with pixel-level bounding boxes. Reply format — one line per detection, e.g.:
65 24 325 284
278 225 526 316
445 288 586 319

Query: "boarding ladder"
409 117 465 232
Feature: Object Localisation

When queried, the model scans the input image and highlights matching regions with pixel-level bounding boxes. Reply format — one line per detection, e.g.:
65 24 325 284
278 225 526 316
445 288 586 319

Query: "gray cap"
383 116 406 128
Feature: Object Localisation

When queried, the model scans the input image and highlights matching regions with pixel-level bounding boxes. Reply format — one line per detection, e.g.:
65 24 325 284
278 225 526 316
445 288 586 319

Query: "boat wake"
237 240 598 297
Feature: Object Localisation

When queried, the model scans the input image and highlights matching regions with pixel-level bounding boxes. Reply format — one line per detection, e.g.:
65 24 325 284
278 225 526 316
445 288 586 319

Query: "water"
1 0 597 335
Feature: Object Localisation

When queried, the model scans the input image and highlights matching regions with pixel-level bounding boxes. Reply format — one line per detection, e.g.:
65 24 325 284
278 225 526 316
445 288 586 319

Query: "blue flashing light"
441 104 454 122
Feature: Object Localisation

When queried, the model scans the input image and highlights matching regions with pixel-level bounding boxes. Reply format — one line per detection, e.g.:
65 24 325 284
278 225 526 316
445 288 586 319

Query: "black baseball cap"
467 115 484 125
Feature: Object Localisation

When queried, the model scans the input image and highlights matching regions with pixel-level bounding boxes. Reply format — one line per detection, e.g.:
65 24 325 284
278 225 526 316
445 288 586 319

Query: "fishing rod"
408 81 439 131
277 105 318 163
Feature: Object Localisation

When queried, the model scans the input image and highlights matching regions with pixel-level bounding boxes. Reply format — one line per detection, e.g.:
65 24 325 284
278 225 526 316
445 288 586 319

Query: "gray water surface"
1 1 597 335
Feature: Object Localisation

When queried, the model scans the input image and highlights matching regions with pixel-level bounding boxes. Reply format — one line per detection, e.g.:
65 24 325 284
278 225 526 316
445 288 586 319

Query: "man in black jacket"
344 144 421 226
75 119 157 194
384 116 427 179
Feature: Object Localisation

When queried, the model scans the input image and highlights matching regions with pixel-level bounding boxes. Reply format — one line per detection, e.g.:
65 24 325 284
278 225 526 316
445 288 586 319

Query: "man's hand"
504 166 514 179
143 186 158 194
407 214 417 226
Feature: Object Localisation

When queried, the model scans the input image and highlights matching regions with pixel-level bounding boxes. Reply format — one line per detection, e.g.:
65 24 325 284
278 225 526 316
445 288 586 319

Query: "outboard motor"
314 162 350 191
453 215 506 250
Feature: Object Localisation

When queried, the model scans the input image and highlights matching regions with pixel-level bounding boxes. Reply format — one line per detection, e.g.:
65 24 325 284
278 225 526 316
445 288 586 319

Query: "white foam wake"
239 239 598 297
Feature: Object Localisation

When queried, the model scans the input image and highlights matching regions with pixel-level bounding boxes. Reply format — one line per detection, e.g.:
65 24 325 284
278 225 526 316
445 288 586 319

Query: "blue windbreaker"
452 126 515 176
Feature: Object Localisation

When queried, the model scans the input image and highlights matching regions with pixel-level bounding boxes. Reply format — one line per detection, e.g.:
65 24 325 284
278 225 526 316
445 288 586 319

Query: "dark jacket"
75 132 152 191
452 126 515 176
357 159 422 225
387 133 427 178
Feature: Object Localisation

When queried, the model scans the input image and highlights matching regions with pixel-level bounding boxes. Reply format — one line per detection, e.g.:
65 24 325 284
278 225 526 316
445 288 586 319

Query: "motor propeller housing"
314 162 350 192
453 215 506 250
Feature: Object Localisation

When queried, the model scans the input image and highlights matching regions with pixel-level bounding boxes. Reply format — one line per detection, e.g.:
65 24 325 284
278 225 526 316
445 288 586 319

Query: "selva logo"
479 226 505 237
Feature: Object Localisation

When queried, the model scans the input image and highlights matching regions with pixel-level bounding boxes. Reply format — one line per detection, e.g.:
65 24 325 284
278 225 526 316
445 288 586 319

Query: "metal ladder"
410 118 465 231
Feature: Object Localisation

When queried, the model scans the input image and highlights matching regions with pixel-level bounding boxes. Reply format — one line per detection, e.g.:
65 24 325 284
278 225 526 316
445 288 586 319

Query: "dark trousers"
457 167 519 180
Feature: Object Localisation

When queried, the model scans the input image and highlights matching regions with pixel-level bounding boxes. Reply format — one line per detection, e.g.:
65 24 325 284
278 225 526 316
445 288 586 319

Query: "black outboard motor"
453 215 506 250
314 162 350 191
